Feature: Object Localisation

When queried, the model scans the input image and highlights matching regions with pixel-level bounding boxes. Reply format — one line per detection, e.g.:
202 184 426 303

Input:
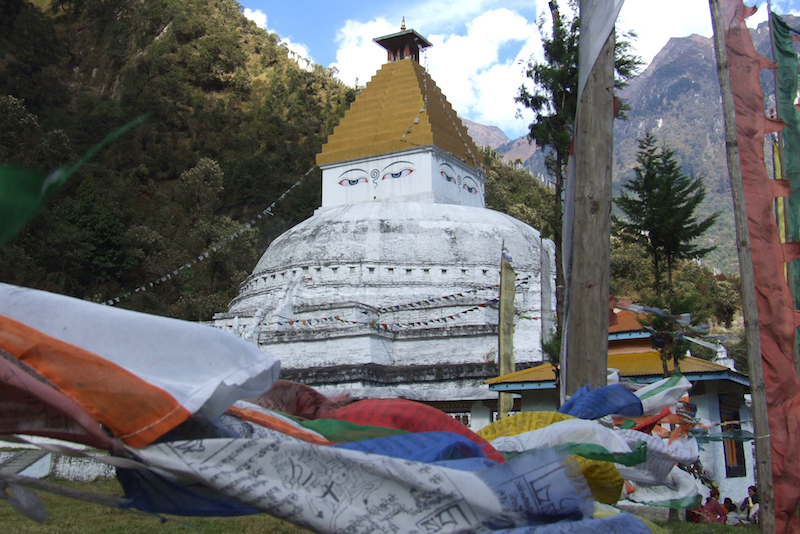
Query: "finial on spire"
374 26 431 64
401 17 406 30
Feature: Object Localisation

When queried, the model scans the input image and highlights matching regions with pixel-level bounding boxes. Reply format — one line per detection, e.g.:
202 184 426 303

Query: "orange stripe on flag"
0 315 190 447
225 406 332 446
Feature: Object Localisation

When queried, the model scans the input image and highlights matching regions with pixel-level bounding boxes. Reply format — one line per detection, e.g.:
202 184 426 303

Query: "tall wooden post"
709 1 774 531
498 254 516 418
564 31 614 395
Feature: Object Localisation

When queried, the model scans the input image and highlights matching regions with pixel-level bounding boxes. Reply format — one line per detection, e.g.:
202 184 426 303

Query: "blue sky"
240 0 797 139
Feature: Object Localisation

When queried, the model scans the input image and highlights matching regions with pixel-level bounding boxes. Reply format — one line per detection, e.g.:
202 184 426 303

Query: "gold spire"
401 17 406 30
316 60 482 168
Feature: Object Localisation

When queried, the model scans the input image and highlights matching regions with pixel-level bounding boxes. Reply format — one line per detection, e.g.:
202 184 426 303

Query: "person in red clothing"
702 489 728 523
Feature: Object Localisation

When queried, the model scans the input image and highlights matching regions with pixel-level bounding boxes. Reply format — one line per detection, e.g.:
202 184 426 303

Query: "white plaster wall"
216 167 554 404
52 455 115 481
470 401 493 432
693 385 755 504
315 376 497 402
321 148 485 208
0 450 115 481
520 391 559 412
430 152 485 208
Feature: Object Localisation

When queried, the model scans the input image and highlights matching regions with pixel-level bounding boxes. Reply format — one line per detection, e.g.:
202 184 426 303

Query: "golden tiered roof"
316 59 483 168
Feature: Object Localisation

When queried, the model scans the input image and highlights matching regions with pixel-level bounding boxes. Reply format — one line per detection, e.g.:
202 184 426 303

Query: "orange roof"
316 59 482 168
485 352 737 385
609 310 647 334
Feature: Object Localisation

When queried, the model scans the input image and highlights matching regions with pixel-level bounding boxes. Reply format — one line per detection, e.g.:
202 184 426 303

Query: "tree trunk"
667 259 675 313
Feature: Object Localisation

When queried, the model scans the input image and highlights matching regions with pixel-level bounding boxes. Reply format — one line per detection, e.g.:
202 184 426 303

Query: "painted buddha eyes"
462 177 479 195
440 171 457 185
383 168 413 180
338 176 368 187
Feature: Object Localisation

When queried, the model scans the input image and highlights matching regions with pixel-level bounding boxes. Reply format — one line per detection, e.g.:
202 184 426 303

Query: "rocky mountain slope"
473 16 799 274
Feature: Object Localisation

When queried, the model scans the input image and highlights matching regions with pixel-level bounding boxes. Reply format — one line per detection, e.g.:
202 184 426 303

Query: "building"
214 26 556 430
485 310 755 501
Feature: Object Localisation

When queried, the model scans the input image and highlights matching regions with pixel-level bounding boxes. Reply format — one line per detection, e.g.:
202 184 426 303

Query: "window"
720 397 746 477
450 412 470 426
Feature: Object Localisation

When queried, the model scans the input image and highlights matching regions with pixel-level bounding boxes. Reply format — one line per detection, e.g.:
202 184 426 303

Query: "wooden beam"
564 30 614 395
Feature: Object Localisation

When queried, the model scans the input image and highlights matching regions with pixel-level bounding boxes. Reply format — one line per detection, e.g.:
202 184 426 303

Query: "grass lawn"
1 478 313 534
1 478 762 534
652 521 760 534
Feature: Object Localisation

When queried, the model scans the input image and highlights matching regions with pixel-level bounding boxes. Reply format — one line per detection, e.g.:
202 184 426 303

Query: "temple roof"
316 59 483 169
485 353 748 389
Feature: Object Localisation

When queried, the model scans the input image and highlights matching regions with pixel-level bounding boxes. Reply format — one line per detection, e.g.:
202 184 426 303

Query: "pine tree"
613 132 720 310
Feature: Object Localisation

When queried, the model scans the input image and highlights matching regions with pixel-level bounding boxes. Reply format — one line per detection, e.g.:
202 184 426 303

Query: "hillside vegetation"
0 0 356 319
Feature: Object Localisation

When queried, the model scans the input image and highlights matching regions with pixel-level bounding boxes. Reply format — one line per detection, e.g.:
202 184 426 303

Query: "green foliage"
613 132 720 311
611 239 742 330
723 336 749 375
515 0 643 333
483 147 556 238
0 0 355 320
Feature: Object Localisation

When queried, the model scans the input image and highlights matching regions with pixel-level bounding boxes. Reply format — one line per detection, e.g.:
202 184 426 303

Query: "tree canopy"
515 0 642 333
0 0 355 319
613 131 720 311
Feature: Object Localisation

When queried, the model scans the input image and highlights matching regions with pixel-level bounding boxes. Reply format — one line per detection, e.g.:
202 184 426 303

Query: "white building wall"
693 384 755 505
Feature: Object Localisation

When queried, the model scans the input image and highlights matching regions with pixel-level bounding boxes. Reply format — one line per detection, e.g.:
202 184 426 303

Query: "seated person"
740 486 759 523
702 489 727 523
724 500 741 526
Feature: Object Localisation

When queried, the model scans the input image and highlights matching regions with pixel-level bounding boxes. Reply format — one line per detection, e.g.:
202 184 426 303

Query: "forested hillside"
0 0 356 319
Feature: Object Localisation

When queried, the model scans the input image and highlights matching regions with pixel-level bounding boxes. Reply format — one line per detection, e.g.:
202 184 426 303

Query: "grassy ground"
1 478 762 534
653 521 759 534
1 478 313 534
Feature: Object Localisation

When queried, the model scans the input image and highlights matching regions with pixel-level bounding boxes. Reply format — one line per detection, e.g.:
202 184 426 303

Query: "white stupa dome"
215 34 556 423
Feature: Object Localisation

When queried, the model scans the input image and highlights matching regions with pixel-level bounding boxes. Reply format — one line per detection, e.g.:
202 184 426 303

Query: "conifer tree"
613 132 719 311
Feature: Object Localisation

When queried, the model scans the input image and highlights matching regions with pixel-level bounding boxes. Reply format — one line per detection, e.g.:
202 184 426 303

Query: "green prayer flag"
0 114 150 247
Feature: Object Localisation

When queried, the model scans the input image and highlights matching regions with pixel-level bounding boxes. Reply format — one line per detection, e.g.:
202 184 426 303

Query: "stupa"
214 25 556 429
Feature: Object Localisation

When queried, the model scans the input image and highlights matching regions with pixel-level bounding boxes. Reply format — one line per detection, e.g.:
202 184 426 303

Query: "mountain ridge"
466 17 800 274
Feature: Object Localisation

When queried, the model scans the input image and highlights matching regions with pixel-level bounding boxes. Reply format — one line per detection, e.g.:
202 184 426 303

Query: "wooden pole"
564 29 614 395
708 2 774 532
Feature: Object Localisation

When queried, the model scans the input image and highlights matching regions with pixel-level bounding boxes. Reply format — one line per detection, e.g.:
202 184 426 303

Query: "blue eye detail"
382 169 413 180
463 184 477 194
338 177 367 186
440 171 456 184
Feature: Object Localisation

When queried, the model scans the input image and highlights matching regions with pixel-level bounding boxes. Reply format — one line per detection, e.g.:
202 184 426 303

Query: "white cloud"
328 0 790 139
243 8 315 67
425 9 541 137
329 9 541 137
330 18 396 87
243 8 267 30
617 1 713 66
618 0 770 67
